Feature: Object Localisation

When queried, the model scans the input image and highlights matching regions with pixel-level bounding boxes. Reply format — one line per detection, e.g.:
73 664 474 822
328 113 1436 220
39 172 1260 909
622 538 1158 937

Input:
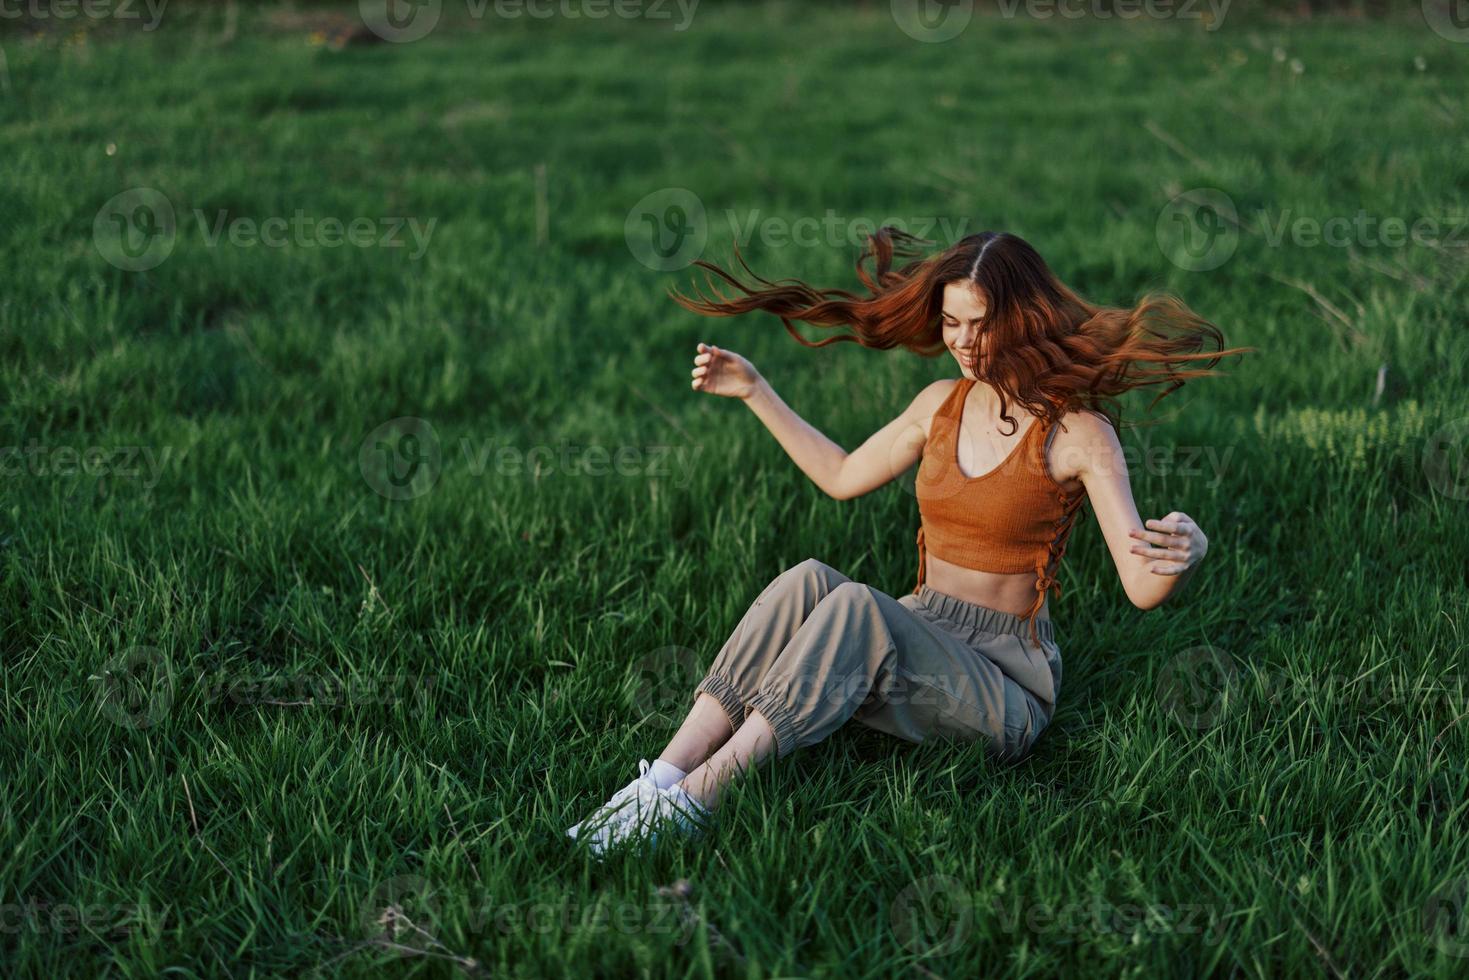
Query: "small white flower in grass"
1290 59 1304 75
1414 56 1427 72
1273 47 1286 63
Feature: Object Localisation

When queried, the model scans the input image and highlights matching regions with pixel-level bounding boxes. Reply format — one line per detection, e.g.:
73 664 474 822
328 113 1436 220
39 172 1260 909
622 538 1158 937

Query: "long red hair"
668 227 1252 433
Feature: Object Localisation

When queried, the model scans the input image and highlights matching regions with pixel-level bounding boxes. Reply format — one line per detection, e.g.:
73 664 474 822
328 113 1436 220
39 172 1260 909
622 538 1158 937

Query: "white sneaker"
565 759 657 845
582 782 711 858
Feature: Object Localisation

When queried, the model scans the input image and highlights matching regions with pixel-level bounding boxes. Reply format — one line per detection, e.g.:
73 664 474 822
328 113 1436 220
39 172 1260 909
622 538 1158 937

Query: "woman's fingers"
1146 561 1189 576
1132 522 1193 560
692 342 744 398
1131 542 1187 561
1129 527 1183 546
1127 512 1201 571
1131 514 1192 540
693 343 717 391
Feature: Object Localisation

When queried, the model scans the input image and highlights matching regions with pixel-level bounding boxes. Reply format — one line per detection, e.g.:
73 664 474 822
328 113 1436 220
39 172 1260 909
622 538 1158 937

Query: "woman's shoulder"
911 378 965 427
920 377 965 401
1049 406 1116 440
1042 408 1119 487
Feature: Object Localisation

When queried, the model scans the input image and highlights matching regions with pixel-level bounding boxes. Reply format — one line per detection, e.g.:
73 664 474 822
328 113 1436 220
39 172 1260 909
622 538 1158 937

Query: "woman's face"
941 280 987 377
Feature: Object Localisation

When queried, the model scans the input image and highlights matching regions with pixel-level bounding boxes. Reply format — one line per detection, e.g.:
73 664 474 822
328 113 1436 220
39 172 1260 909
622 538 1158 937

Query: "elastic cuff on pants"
743 688 801 761
692 672 748 736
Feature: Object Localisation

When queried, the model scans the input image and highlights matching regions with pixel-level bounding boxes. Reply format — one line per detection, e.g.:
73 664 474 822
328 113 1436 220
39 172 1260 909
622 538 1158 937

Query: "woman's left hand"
1128 511 1207 575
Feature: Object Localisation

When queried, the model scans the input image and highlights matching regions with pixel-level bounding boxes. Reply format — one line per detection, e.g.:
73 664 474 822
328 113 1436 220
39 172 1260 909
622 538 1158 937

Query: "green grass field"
3 2 1469 975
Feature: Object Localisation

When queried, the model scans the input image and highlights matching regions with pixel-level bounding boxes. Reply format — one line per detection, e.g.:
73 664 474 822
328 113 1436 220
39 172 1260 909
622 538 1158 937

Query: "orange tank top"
913 378 1088 646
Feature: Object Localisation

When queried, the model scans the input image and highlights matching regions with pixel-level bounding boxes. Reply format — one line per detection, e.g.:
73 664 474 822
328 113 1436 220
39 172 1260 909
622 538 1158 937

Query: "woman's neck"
963 378 1005 418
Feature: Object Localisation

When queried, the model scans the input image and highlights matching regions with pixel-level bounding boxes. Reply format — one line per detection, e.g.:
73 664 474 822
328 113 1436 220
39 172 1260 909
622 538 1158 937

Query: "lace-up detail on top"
912 378 1088 647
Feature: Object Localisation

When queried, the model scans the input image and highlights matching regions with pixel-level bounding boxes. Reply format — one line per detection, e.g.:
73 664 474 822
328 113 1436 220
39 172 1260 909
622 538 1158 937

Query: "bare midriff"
920 553 1056 621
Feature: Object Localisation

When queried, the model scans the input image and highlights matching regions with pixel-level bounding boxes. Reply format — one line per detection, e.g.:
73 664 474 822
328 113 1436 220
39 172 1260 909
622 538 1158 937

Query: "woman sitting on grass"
566 227 1251 855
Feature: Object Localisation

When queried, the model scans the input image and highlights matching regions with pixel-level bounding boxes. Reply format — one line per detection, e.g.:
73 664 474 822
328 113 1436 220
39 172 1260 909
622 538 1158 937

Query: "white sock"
648 758 687 789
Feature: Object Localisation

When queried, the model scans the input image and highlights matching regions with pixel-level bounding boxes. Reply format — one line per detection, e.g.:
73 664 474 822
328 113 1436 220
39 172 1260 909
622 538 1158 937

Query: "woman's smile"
942 281 987 374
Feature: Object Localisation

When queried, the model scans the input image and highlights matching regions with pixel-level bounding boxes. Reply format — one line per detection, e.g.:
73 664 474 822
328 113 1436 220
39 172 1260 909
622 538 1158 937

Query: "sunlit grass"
1 3 1468 976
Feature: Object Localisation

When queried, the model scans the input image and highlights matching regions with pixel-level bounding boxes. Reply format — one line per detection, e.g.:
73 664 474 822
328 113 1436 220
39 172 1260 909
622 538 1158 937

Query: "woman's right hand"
691 342 762 400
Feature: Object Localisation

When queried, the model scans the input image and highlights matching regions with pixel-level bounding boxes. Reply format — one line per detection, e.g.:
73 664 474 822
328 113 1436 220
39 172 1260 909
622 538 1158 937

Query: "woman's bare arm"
743 376 952 500
691 342 952 500
1051 411 1209 609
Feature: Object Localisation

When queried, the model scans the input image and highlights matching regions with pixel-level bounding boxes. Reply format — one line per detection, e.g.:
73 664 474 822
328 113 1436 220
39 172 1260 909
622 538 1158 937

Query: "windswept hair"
668 227 1253 433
